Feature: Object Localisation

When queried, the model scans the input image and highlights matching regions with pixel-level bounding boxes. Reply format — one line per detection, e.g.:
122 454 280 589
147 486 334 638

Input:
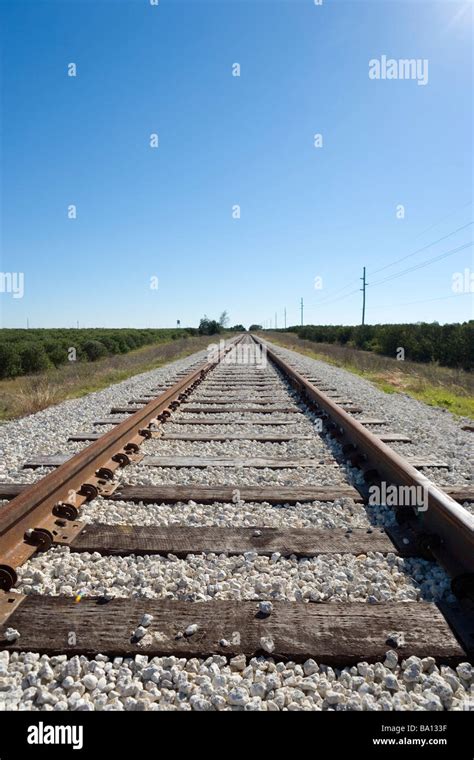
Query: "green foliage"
82 340 108 361
249 324 263 331
198 316 223 336
0 327 194 379
287 322 473 370
229 324 246 331
0 343 21 378
19 344 50 374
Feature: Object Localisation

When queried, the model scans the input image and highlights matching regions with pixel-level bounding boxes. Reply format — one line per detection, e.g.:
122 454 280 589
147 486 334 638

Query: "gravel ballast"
0 339 472 712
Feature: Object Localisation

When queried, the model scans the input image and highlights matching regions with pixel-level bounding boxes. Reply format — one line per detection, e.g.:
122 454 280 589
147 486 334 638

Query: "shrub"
82 340 108 361
19 344 50 374
0 343 21 378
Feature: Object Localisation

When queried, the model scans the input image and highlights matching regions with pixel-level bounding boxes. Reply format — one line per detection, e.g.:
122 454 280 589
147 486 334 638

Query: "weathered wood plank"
22 456 70 469
160 433 312 442
70 524 399 556
408 458 450 469
110 407 144 414
378 434 412 443
444 488 474 503
182 406 301 414
109 484 362 504
141 456 337 469
3 479 469 504
168 418 296 426
0 598 466 663
68 433 101 442
93 418 128 425
187 398 289 405
0 483 31 498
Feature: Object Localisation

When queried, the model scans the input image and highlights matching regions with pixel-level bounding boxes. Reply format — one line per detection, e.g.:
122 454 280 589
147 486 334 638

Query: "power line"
307 240 472 312
308 220 472 309
370 221 473 277
369 241 472 288
368 291 472 311
412 200 473 239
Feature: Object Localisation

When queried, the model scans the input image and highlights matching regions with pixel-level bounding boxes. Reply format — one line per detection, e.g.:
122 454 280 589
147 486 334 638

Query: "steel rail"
252 334 474 586
0 336 243 589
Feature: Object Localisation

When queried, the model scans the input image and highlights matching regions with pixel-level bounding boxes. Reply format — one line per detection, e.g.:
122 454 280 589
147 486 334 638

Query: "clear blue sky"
0 0 472 329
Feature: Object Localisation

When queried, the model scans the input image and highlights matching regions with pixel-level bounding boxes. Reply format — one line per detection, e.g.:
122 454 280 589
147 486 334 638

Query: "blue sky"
0 0 472 329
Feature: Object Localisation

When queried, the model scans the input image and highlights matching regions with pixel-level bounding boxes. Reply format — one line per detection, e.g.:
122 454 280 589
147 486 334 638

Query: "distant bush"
19 344 50 374
82 340 108 361
0 343 21 378
249 324 262 331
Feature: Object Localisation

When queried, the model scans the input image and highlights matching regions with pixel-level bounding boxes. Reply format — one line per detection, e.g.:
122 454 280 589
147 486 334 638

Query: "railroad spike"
24 527 54 552
0 565 17 592
112 452 131 467
79 483 99 501
52 503 79 521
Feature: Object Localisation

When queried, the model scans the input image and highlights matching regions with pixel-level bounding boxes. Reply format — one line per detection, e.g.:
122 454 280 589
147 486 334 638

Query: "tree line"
0 328 197 379
284 322 473 370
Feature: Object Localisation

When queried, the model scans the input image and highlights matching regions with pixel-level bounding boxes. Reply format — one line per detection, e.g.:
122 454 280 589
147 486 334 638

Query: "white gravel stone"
4 629 20 642
260 637 275 653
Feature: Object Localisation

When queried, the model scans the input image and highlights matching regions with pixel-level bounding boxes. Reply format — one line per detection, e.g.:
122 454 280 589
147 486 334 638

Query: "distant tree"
219 311 229 328
198 316 222 336
229 324 246 332
248 324 263 331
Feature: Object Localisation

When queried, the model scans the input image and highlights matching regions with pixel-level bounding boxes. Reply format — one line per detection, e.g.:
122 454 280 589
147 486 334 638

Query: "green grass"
262 332 474 420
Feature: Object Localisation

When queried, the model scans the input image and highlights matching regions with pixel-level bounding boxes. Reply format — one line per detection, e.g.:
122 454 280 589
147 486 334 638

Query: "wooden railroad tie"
0 597 469 664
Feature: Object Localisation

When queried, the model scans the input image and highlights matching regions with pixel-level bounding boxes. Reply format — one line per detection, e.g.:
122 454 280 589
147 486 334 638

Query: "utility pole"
284 307 286 329
26 317 29 329
275 312 277 329
360 267 367 326
300 297 304 327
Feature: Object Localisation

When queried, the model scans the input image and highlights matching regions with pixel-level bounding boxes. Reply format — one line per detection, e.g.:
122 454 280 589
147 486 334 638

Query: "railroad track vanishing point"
0 333 473 711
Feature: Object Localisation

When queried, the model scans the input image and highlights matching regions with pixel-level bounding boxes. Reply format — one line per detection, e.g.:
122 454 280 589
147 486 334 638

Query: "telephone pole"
300 297 304 327
284 307 286 329
360 267 367 326
275 312 277 329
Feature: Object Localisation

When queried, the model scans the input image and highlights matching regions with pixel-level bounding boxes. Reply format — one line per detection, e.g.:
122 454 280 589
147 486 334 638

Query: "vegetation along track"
0 333 473 711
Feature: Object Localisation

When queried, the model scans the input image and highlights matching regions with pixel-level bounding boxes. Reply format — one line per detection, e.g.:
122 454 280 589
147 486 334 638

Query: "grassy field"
262 332 474 419
0 335 213 420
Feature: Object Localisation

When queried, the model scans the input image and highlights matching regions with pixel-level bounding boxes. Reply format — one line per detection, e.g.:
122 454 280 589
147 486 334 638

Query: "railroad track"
0 333 473 711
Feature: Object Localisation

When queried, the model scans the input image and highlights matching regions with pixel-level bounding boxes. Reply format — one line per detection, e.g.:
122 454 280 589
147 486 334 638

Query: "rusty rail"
252 334 474 590
0 336 243 589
